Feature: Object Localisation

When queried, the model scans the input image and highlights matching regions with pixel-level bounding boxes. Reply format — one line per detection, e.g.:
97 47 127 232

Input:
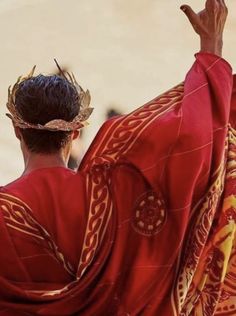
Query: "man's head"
14 74 80 154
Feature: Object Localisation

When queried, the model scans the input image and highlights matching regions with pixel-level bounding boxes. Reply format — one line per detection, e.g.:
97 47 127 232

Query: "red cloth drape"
0 53 235 315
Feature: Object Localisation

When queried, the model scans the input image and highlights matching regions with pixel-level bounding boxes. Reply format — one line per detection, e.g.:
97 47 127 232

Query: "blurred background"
0 0 236 185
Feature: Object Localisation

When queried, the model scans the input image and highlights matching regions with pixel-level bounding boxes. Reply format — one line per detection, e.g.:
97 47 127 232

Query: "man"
0 0 235 315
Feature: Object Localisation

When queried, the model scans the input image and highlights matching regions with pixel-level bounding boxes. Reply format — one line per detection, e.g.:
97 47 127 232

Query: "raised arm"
80 2 232 185
181 0 228 57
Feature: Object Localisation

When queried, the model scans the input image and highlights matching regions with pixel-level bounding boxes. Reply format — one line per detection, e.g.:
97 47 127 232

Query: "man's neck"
22 151 69 176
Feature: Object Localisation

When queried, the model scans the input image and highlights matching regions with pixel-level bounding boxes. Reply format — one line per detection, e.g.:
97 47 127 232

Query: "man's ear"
13 125 22 140
72 130 80 140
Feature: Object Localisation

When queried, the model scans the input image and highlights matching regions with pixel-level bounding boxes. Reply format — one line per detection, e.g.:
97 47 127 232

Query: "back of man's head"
15 75 80 153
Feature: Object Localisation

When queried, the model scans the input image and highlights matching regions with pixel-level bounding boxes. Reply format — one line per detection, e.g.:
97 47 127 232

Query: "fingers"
221 0 227 6
180 5 206 34
217 0 228 14
208 0 229 23
206 0 227 15
180 5 198 26
205 0 218 13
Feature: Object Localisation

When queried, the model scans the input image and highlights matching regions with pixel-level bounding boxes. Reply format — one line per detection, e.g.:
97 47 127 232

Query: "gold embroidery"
172 126 236 316
0 193 75 277
77 84 184 279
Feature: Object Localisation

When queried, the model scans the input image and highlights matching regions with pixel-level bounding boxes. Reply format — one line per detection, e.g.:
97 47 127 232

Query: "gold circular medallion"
132 190 166 237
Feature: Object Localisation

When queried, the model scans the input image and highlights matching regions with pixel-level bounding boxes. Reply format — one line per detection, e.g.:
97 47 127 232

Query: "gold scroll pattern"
77 84 184 280
0 192 75 277
82 83 184 172
172 126 236 316
76 166 112 279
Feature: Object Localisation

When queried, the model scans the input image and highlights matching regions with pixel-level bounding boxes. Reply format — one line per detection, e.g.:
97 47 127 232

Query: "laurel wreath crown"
6 60 93 131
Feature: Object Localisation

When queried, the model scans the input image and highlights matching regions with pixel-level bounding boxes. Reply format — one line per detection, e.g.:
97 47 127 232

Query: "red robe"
0 53 235 315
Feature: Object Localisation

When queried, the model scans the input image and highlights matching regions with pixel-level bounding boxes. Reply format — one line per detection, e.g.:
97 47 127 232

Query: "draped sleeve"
80 52 232 210
74 53 234 315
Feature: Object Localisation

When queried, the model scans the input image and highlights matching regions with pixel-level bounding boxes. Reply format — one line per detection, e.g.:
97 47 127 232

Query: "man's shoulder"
0 176 28 208
1 173 29 193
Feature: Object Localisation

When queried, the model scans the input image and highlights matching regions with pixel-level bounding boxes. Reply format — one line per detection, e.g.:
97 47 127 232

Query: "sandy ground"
0 0 236 185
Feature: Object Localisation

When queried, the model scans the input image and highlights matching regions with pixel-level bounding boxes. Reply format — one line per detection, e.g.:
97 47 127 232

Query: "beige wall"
0 0 236 184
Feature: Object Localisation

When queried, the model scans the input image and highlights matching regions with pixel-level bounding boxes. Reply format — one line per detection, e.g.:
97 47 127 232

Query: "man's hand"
180 0 228 57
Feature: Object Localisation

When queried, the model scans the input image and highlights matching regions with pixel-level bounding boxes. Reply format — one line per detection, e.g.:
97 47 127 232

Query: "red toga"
0 53 235 315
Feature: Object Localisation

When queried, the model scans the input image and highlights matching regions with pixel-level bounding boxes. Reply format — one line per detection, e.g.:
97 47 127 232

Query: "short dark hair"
15 75 80 153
